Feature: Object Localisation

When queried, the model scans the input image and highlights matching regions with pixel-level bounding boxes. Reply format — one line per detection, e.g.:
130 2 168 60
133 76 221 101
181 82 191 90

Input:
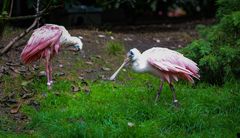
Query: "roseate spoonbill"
110 47 200 106
21 24 83 86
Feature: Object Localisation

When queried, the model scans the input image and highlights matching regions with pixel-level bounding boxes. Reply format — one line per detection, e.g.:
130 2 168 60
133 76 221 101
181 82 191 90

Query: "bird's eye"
130 51 134 55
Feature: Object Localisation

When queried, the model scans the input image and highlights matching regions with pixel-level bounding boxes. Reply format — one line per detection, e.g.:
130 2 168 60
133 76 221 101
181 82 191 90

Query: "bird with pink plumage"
21 24 83 87
110 47 200 106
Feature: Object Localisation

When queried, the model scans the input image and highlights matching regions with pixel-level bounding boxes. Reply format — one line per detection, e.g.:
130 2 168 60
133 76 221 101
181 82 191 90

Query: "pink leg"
45 50 51 86
169 83 180 107
49 61 53 84
154 81 163 103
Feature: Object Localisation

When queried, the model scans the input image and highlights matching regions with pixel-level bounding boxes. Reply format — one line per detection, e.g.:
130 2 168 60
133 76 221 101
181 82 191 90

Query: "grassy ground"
0 23 239 137
1 70 240 137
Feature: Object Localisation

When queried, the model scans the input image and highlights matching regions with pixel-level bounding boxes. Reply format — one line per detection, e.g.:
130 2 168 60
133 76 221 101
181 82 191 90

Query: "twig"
36 0 40 27
0 13 42 20
8 0 14 17
0 5 62 20
0 18 40 55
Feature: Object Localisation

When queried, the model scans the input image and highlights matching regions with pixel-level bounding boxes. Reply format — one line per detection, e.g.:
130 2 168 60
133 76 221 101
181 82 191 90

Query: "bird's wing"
21 25 62 64
146 48 200 83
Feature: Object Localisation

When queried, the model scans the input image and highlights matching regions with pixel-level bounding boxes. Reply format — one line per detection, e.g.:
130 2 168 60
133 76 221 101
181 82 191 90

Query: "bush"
180 0 240 84
106 40 125 55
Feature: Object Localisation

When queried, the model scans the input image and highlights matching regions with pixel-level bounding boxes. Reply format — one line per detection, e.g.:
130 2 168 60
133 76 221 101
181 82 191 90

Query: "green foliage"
106 40 125 55
216 0 240 18
181 0 240 84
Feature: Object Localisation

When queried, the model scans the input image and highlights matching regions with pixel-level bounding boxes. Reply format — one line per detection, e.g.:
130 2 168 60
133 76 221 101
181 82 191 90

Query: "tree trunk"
0 20 5 40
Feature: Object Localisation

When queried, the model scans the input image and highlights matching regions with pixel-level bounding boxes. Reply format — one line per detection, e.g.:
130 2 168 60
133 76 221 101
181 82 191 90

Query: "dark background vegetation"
1 0 216 27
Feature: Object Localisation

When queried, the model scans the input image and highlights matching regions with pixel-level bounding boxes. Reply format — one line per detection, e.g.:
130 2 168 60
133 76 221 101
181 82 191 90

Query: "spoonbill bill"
110 47 200 106
21 24 83 86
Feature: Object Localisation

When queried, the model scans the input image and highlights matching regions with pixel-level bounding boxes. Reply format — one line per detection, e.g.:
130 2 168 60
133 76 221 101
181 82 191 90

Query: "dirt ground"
0 19 215 133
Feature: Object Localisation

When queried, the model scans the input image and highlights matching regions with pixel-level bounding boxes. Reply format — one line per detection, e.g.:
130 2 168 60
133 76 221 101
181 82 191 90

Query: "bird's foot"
47 82 52 90
173 100 180 108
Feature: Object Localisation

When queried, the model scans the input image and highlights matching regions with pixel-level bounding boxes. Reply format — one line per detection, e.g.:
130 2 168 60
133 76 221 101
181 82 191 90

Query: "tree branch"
0 5 62 20
0 0 43 55
36 0 40 27
0 18 40 55
8 0 14 17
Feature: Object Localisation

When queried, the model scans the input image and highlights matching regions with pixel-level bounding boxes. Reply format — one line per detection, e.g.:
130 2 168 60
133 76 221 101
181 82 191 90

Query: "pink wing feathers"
147 48 200 83
21 25 62 64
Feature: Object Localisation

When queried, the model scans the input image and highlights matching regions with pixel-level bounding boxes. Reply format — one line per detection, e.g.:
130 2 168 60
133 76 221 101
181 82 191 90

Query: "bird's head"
109 48 141 81
127 48 141 62
72 36 83 51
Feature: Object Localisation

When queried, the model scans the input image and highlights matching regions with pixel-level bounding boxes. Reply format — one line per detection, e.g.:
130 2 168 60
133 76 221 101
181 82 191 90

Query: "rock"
95 55 102 59
101 67 111 71
55 72 65 76
38 71 46 77
153 38 161 43
127 122 135 127
98 34 106 38
72 85 80 93
85 61 93 65
79 76 84 80
123 37 133 41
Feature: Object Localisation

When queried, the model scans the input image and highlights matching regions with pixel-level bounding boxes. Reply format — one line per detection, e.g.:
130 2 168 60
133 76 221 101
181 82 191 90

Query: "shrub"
106 40 125 55
180 0 240 84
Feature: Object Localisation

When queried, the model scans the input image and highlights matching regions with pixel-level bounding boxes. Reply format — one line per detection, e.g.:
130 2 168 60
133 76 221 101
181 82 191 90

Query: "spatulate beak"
109 57 130 81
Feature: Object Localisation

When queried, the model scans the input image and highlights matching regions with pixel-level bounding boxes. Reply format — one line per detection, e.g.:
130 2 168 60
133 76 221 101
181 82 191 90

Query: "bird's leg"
154 81 163 103
169 83 179 107
45 50 51 86
49 61 53 85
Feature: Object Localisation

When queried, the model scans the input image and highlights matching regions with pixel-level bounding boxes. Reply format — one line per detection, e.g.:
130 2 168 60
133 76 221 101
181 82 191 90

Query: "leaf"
10 103 22 114
72 85 80 93
21 80 32 86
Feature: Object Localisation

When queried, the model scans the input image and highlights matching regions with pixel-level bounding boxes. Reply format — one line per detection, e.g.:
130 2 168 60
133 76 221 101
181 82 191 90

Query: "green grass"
1 71 239 137
106 40 125 55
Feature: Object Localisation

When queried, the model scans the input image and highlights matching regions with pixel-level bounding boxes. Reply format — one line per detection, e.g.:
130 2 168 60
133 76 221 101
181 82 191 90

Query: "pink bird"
21 24 83 86
110 47 200 106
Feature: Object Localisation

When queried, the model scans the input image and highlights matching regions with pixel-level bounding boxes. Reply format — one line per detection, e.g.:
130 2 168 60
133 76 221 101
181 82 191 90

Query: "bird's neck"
132 57 147 73
60 35 77 46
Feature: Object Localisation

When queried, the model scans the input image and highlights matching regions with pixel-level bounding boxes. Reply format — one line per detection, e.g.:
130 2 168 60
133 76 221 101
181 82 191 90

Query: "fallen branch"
0 17 40 55
0 13 43 20
0 0 59 55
